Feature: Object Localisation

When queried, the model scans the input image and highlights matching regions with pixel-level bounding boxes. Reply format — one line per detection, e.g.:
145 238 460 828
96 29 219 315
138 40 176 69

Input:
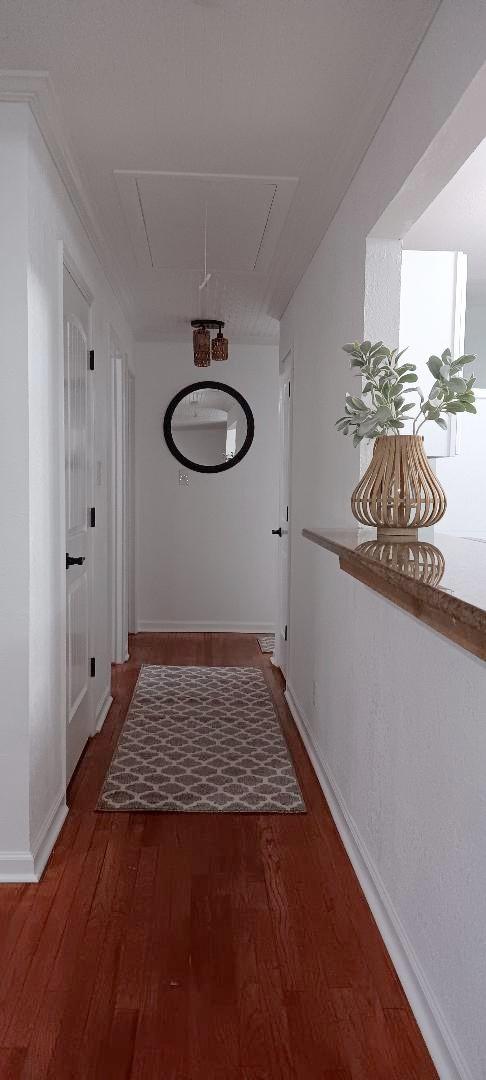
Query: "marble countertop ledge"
303 527 486 662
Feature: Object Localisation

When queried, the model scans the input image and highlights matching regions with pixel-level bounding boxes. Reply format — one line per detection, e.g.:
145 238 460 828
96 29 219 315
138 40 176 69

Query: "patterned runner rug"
98 665 305 813
257 634 275 654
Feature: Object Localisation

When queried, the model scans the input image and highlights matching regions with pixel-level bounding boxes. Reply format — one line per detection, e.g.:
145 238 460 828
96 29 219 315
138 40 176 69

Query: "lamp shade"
193 327 211 367
212 330 229 361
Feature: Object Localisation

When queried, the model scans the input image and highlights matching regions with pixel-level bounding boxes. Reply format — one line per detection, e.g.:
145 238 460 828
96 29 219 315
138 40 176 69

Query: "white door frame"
111 332 132 663
127 370 136 635
273 345 293 675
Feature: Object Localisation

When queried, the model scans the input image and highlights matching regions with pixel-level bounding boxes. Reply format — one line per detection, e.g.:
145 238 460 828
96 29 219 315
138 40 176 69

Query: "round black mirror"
163 381 255 474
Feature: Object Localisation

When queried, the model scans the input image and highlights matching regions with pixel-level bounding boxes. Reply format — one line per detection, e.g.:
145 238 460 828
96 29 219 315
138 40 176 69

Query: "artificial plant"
336 341 477 447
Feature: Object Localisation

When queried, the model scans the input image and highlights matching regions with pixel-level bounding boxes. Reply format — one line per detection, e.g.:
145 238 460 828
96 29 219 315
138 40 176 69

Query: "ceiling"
0 0 439 342
404 138 486 304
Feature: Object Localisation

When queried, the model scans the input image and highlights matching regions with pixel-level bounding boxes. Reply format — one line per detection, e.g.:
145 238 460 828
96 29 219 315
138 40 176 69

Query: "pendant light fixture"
191 319 228 365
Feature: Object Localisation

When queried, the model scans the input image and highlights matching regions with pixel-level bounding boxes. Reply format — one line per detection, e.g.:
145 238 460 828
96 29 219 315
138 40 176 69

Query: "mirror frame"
163 380 255 474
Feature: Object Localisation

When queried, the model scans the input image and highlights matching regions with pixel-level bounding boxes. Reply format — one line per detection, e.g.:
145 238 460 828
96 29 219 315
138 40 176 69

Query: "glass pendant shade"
193 327 211 367
212 330 229 361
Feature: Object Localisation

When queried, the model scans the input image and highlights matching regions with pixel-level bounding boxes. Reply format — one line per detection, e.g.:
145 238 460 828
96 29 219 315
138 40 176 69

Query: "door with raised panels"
64 266 93 782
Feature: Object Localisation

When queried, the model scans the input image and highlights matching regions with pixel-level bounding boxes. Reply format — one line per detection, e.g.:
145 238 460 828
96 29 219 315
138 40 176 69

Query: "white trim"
273 344 293 674
95 684 113 734
0 851 40 883
0 70 132 321
127 370 136 635
111 336 129 663
0 793 68 883
57 241 68 798
285 682 473 1080
136 621 276 634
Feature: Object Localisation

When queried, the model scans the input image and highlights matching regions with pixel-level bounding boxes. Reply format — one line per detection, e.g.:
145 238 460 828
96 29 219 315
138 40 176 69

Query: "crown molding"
0 70 134 325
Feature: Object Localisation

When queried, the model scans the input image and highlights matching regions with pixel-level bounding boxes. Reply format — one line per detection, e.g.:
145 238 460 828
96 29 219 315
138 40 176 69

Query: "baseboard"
0 792 68 883
136 621 276 634
285 683 472 1080
95 684 113 733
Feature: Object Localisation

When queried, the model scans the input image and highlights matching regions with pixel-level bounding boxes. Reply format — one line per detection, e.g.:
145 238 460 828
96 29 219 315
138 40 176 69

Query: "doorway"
63 264 94 782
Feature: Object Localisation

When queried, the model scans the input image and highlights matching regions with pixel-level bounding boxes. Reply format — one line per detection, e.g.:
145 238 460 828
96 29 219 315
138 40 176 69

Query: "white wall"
465 302 486 386
434 278 486 538
436 306 486 538
135 342 278 632
437 392 486 538
281 4 486 1077
0 102 133 879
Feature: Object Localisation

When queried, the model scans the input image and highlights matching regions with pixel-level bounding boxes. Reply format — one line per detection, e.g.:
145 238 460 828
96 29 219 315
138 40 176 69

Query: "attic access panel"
115 171 298 274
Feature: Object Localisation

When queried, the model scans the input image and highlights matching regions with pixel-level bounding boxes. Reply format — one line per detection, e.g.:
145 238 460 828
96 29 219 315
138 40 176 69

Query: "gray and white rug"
257 634 275 654
98 665 305 813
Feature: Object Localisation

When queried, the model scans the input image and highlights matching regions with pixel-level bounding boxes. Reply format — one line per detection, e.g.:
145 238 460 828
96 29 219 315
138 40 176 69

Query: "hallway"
0 635 436 1079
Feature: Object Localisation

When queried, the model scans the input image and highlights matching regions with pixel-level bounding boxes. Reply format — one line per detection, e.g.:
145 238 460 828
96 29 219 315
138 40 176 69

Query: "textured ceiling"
0 0 440 342
404 138 486 303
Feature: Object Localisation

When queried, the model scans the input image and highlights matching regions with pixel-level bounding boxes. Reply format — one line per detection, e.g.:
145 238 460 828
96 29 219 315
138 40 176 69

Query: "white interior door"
64 267 93 782
273 351 292 676
399 249 467 457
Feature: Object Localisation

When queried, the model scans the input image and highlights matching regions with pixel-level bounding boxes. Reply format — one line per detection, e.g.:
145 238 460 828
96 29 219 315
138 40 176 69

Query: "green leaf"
445 402 465 413
399 373 418 383
463 402 477 413
365 405 391 426
441 348 452 361
447 377 467 392
434 417 448 429
361 341 371 354
427 356 442 378
343 343 359 354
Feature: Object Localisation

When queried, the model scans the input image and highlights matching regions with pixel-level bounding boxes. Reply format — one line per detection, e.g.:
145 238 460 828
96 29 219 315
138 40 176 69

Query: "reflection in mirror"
164 383 254 473
171 389 247 466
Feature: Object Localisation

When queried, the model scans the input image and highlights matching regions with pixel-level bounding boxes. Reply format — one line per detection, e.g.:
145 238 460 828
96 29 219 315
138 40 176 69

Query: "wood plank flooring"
0 633 437 1079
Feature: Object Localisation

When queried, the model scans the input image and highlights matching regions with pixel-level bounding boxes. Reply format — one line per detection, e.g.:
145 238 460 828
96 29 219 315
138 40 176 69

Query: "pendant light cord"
198 201 211 300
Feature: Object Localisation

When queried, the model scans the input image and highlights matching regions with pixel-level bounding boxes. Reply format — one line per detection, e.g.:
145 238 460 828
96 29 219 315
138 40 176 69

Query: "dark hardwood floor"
0 633 437 1079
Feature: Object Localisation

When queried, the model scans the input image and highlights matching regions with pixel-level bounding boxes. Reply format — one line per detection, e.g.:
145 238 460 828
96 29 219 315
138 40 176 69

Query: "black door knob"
66 553 86 569
272 528 282 537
